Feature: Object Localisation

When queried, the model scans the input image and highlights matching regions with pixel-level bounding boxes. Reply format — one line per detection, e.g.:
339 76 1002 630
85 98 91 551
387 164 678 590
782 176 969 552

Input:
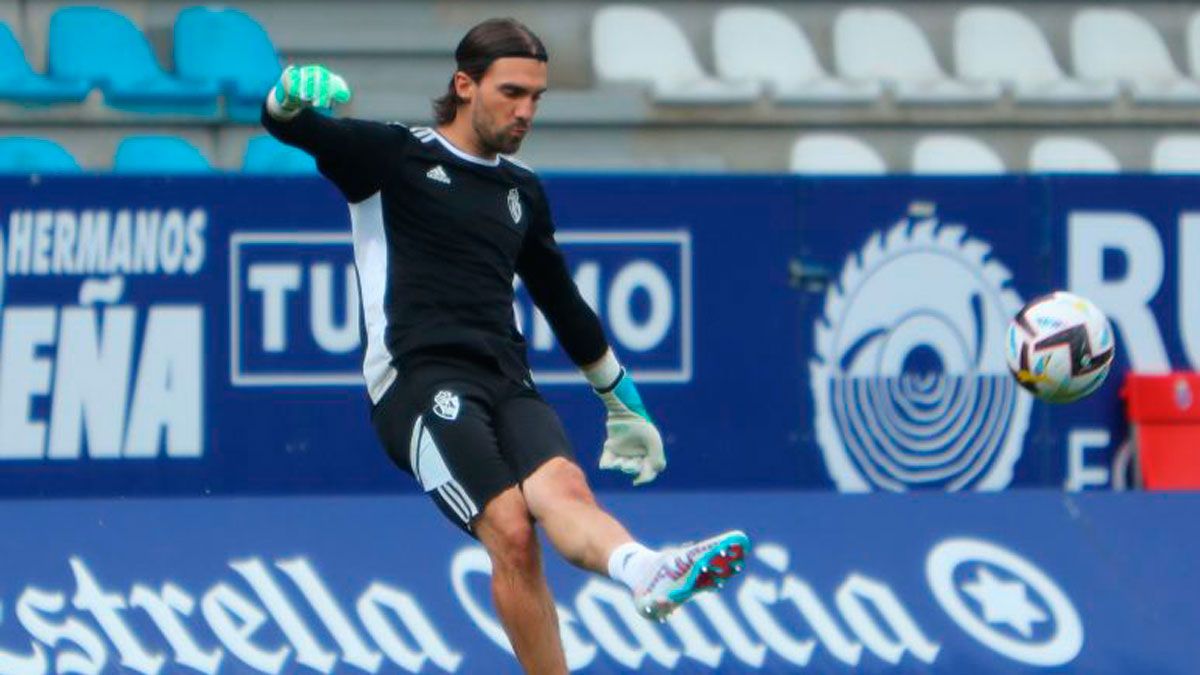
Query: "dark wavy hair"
433 18 548 125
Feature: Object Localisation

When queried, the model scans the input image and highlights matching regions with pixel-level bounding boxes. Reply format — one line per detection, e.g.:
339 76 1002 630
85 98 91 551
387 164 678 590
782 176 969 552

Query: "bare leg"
522 457 636 574
474 487 568 675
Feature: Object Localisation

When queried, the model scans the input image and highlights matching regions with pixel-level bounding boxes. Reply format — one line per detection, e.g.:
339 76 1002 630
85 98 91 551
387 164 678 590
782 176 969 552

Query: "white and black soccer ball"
1005 291 1116 404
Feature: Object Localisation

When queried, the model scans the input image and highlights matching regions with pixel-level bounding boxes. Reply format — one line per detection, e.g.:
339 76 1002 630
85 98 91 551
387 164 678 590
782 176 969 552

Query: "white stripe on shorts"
408 416 424 486
410 416 478 524
445 480 478 519
437 485 470 523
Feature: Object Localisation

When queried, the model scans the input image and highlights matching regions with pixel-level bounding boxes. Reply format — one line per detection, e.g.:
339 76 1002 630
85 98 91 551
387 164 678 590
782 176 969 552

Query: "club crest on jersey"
432 390 460 421
507 188 523 224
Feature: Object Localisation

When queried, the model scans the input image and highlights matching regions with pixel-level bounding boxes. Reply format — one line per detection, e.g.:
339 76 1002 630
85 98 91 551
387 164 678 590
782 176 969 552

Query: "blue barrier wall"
0 491 1195 673
0 175 1196 496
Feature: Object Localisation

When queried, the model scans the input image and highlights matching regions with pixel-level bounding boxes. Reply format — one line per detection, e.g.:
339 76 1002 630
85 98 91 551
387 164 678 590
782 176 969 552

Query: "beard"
473 111 526 155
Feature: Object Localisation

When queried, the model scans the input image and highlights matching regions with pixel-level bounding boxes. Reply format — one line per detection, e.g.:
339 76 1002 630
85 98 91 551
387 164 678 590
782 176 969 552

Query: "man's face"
459 57 547 155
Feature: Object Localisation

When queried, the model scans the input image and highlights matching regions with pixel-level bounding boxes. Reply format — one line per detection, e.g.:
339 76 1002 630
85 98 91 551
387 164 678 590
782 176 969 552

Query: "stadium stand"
1190 12 1200 78
911 134 1006 174
1072 8 1200 104
0 136 80 172
712 6 880 105
789 133 887 174
1151 135 1200 173
174 6 281 122
0 1 1196 172
242 134 318 174
1029 135 1121 173
834 6 1002 104
0 22 89 104
112 134 212 173
591 4 761 105
48 6 220 115
954 6 1118 105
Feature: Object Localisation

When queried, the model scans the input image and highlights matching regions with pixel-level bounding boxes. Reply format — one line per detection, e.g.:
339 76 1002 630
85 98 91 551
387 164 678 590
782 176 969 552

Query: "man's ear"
452 71 475 103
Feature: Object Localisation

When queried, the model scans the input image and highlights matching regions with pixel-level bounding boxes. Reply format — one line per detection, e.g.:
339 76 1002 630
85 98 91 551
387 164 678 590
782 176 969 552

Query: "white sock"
607 541 659 592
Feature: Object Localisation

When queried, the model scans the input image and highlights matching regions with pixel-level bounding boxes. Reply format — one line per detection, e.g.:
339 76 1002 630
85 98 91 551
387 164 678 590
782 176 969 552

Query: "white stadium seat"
789 134 887 175
1072 9 1200 104
592 5 761 104
713 6 881 104
911 134 1006 174
1189 13 1200 78
955 6 1117 105
1029 136 1120 173
834 7 1001 104
1151 136 1200 173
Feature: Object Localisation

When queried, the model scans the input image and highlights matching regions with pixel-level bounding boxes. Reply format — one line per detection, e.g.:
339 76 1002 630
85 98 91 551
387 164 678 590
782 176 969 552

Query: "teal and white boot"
633 530 751 622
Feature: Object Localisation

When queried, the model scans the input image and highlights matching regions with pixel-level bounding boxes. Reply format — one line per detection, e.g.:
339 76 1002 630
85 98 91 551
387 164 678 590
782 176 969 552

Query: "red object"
1123 373 1200 490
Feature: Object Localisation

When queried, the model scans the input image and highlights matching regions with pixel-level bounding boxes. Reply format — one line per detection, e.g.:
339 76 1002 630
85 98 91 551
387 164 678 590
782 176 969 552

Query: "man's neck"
436 121 496 161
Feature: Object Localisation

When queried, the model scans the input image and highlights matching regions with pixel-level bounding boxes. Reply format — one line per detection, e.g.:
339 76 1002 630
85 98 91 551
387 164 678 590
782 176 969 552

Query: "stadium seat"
243 135 317 174
834 7 1001 104
592 5 761 105
1028 136 1120 173
1072 9 1200 104
911 134 1006 174
175 7 281 122
113 136 212 173
1123 373 1200 490
1151 136 1200 173
1190 13 1200 78
789 134 886 174
955 7 1117 105
48 6 220 116
0 137 81 173
0 23 90 104
713 6 880 105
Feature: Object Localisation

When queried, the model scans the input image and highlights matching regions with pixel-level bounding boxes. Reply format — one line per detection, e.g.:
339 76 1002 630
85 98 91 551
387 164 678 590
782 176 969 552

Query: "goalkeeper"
262 18 749 674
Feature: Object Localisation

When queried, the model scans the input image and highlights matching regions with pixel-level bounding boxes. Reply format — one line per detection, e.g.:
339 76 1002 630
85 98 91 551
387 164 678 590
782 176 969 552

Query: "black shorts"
371 357 576 536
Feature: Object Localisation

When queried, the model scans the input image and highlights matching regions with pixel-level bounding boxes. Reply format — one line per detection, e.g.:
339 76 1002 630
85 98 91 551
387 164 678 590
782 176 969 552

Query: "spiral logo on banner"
811 214 1032 492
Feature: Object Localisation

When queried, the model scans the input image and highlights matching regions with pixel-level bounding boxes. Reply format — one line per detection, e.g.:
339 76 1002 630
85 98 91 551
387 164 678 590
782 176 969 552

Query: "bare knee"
478 491 540 576
524 457 597 517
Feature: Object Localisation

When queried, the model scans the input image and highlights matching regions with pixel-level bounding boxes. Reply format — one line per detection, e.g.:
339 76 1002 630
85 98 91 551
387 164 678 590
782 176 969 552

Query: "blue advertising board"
0 175 1196 496
0 490 1195 673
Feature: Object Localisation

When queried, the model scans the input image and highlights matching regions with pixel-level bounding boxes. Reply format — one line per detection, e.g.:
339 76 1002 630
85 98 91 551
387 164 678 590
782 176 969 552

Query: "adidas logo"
426 165 451 184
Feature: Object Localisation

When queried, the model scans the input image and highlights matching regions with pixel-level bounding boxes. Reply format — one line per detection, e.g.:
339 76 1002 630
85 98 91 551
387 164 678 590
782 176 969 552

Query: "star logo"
926 538 1083 667
961 566 1047 638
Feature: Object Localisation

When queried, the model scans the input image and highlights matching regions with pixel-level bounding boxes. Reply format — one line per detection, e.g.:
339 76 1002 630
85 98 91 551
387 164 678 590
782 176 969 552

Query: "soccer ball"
1005 291 1116 404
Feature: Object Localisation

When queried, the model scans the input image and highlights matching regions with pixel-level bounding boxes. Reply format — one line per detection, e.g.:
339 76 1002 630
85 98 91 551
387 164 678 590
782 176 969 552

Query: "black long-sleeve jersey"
262 106 609 403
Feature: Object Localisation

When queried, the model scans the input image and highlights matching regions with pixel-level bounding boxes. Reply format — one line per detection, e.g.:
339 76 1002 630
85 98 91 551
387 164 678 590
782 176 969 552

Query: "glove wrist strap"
266 86 302 121
584 348 623 391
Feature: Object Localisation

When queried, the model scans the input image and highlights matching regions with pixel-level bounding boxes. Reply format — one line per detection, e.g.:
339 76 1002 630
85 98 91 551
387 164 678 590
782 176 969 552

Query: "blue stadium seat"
48 6 219 116
174 7 281 122
0 23 90 103
243 135 317 174
0 137 81 173
113 136 213 174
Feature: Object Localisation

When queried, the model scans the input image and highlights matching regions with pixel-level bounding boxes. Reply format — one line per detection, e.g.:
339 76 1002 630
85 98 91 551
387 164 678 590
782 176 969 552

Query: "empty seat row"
7 133 1200 175
0 136 315 174
0 5 279 120
790 134 1200 174
594 4 1200 105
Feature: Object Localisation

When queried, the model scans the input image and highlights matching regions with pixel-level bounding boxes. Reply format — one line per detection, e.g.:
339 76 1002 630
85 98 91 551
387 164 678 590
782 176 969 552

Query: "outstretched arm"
261 64 399 203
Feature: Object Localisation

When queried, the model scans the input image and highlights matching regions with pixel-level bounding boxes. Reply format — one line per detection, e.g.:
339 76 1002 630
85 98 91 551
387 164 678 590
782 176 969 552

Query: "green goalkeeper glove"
595 369 666 486
266 64 352 120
